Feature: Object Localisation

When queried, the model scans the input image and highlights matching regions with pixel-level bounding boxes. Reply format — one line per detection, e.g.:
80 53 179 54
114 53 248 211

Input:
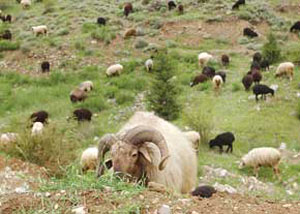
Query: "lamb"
215 71 226 83
239 147 281 178
212 75 223 90
97 17 106 26
198 52 213 67
191 185 217 198
252 84 274 101
31 122 44 136
41 61 50 73
275 62 294 81
124 2 133 17
145 56 154 72
290 21 300 32
178 4 184 14
232 0 245 10
30 110 49 124
106 64 123 76
32 25 48 36
184 131 200 150
96 111 197 193
73 108 92 122
1 30 12 40
252 52 262 63
79 81 93 92
168 0 177 10
221 54 229 66
251 70 262 84
70 88 87 103
81 147 98 173
243 28 258 38
209 132 235 153
242 74 253 91
190 74 208 87
0 133 18 145
202 66 215 78
21 0 31 9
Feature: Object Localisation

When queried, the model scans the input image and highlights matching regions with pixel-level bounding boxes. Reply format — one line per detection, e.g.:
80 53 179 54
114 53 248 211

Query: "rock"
279 142 286 150
72 206 87 214
134 39 148 49
45 192 51 197
192 211 199 214
202 33 211 39
158 205 171 214
270 84 279 91
283 204 292 208
54 204 59 210
296 92 300 98
213 182 237 194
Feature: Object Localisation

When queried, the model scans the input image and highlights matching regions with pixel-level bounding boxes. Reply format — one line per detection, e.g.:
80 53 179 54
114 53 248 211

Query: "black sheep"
260 59 270 71
30 110 49 124
190 74 208 87
221 54 230 66
290 21 300 33
209 132 235 153
243 28 258 38
124 3 133 17
5 15 12 23
253 52 262 63
1 30 12 40
41 61 50 73
253 84 274 101
191 185 217 198
242 74 253 91
97 17 106 26
168 0 177 10
73 108 92 122
178 4 184 14
202 66 215 79
250 61 261 71
215 71 226 83
252 70 262 84
232 0 245 10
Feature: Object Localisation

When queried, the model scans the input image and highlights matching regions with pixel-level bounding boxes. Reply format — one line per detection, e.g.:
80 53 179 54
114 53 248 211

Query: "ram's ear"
139 142 161 167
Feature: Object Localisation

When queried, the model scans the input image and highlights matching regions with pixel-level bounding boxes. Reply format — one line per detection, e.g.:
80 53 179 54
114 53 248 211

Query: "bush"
115 90 135 105
0 41 20 52
262 33 281 64
146 50 181 120
91 26 116 44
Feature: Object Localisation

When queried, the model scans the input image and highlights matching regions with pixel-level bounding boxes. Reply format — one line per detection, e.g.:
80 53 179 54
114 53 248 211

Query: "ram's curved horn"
122 125 169 170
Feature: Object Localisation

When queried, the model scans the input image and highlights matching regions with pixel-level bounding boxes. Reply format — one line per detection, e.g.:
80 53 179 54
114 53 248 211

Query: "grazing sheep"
0 133 18 145
243 28 258 38
124 28 136 39
253 84 274 101
202 66 215 79
290 21 300 32
106 64 123 76
252 70 262 85
184 131 200 150
239 147 281 178
30 110 49 124
0 14 12 23
191 185 217 198
198 52 213 67
81 147 98 173
168 0 177 10
31 122 44 136
260 59 270 71
250 61 261 71
79 81 94 92
209 132 235 153
253 52 262 63
96 111 197 193
1 30 12 40
212 75 223 90
41 61 50 73
21 0 31 8
178 4 184 14
221 54 229 66
242 75 253 91
97 17 106 26
124 2 133 17
32 25 48 36
232 0 245 10
73 108 92 122
70 88 87 103
190 73 208 87
145 56 154 72
215 71 226 83
275 62 294 81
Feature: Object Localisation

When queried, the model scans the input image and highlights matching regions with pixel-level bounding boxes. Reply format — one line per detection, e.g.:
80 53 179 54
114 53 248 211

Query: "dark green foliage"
146 51 180 120
262 33 281 64
0 41 20 52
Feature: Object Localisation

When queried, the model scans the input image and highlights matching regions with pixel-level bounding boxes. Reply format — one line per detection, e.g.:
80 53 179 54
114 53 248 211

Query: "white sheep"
0 133 18 145
31 122 44 136
145 58 153 72
275 62 294 81
21 0 31 9
32 25 48 36
184 131 200 150
97 111 197 193
198 52 213 67
239 147 281 178
106 64 123 76
79 81 93 92
80 147 98 173
212 75 223 90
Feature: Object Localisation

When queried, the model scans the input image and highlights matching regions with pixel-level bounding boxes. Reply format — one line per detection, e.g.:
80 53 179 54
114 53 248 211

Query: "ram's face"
111 141 141 177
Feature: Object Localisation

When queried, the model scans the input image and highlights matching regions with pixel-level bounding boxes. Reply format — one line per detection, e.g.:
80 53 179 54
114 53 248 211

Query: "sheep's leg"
255 95 258 101
273 164 281 180
226 145 230 153
253 166 259 177
219 146 223 154
230 144 233 153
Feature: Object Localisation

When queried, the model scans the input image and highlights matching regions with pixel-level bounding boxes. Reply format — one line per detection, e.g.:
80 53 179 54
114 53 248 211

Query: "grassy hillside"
1 0 300 212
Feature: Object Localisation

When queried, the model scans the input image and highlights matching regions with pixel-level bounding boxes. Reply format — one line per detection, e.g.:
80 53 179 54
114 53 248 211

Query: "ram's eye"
131 153 138 158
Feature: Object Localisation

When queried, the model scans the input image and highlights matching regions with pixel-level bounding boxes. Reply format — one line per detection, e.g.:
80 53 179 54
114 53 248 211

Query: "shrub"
146 50 181 120
115 90 135 105
91 26 116 44
0 41 20 52
262 32 281 64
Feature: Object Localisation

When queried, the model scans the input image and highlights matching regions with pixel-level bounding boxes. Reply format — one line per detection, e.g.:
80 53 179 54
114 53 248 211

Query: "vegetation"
262 32 281 64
